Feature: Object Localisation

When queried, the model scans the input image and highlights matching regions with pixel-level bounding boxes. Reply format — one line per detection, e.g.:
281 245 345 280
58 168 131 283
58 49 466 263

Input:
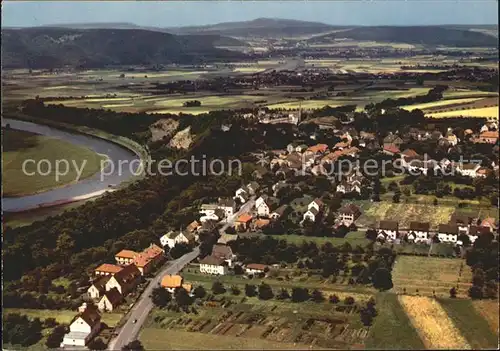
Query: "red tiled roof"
236 213 253 223
95 264 123 274
115 250 138 259
384 144 400 154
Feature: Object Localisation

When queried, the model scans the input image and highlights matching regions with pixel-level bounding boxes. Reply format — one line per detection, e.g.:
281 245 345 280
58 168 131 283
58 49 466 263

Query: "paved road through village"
107 197 255 350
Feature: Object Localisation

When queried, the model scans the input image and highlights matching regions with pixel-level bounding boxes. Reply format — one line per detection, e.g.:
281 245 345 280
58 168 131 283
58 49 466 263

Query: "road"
108 198 256 349
107 247 199 350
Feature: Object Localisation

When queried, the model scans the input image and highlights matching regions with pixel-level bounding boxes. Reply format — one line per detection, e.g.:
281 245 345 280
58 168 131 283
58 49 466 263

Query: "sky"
2 1 498 28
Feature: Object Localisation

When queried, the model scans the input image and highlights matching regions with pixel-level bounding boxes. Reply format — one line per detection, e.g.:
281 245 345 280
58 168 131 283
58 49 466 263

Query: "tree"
193 285 206 299
329 294 340 304
392 193 401 203
45 325 67 348
484 280 498 299
365 229 377 241
88 338 107 350
344 296 355 305
211 281 226 295
359 307 374 326
258 283 274 300
291 287 309 302
449 287 457 298
233 264 244 275
276 288 290 300
122 340 145 351
44 318 57 328
230 285 241 295
151 287 171 308
468 285 483 299
372 267 393 291
311 289 324 303
245 284 257 297
174 287 193 307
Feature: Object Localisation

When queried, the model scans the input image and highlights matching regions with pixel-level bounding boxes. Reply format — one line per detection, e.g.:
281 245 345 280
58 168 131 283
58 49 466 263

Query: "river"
2 118 141 212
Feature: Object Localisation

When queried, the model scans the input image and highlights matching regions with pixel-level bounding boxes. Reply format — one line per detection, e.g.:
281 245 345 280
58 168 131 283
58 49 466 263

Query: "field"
399 296 470 349
365 293 424 349
392 256 472 298
472 300 500 333
268 231 370 247
426 106 499 118
3 308 123 327
400 97 484 111
141 294 370 350
354 201 455 229
438 299 499 349
2 128 105 197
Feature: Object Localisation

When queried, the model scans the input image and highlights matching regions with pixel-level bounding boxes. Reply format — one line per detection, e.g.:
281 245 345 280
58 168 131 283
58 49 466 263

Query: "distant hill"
307 26 498 47
2 28 247 69
165 18 344 38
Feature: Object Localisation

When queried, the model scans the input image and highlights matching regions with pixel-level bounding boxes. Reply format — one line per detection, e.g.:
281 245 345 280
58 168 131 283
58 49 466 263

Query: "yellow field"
233 67 266 73
401 98 483 111
152 95 262 107
267 100 343 109
443 90 499 98
399 296 471 349
426 106 499 118
472 300 500 333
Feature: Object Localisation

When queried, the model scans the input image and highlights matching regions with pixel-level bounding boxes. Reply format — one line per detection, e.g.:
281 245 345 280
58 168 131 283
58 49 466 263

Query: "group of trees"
466 231 499 299
3 314 43 347
151 286 194 311
229 237 395 290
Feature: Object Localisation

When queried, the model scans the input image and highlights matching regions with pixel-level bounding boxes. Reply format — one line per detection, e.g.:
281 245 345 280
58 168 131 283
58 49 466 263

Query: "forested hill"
2 27 247 69
307 26 499 47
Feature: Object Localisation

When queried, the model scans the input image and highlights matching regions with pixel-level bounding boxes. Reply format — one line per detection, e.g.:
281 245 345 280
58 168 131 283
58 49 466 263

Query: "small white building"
61 305 101 347
218 198 236 217
408 222 431 243
377 221 399 242
245 263 269 275
456 163 481 178
160 231 194 249
199 256 228 275
437 224 459 243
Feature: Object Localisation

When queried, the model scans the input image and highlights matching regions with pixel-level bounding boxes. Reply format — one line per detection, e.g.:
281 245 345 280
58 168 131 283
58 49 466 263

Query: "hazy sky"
2 1 498 28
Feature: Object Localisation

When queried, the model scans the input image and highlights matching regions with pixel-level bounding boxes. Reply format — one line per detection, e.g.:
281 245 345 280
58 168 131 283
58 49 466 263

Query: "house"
98 288 122 312
186 220 202 235
246 181 260 195
296 144 308 153
253 218 271 230
456 163 481 178
235 213 253 231
401 149 419 158
438 224 459 244
256 195 279 217
476 167 491 178
474 130 498 144
408 222 430 243
383 144 401 156
383 133 404 148
308 198 323 213
307 143 329 154
105 264 141 296
338 204 361 226
160 230 194 249
87 276 110 300
286 152 303 169
303 207 319 223
450 214 475 235
287 143 298 153
133 244 165 276
235 187 249 203
336 171 366 194
218 198 236 217
481 217 498 231
377 221 399 242
115 250 138 265
61 305 101 347
199 256 228 275
94 263 123 276
245 263 269 275
160 274 183 293
270 205 289 220
211 244 236 267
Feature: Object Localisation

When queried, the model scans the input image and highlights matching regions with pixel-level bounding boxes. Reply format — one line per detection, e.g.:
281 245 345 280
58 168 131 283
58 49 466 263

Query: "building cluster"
375 215 498 245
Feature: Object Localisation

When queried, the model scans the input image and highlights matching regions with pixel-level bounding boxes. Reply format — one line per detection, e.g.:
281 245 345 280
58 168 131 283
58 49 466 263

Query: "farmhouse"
87 276 110 299
383 143 401 156
383 133 404 148
211 244 236 266
160 230 194 249
218 198 236 217
97 288 122 312
437 224 459 243
235 213 253 231
132 244 165 275
456 162 481 178
186 220 201 235
408 221 430 243
270 204 289 220
474 130 498 144
105 264 141 296
114 250 137 265
336 171 366 194
377 220 399 242
255 195 279 217
199 255 228 275
245 263 269 275
468 226 492 243
94 263 123 276
338 203 361 226
61 305 101 347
